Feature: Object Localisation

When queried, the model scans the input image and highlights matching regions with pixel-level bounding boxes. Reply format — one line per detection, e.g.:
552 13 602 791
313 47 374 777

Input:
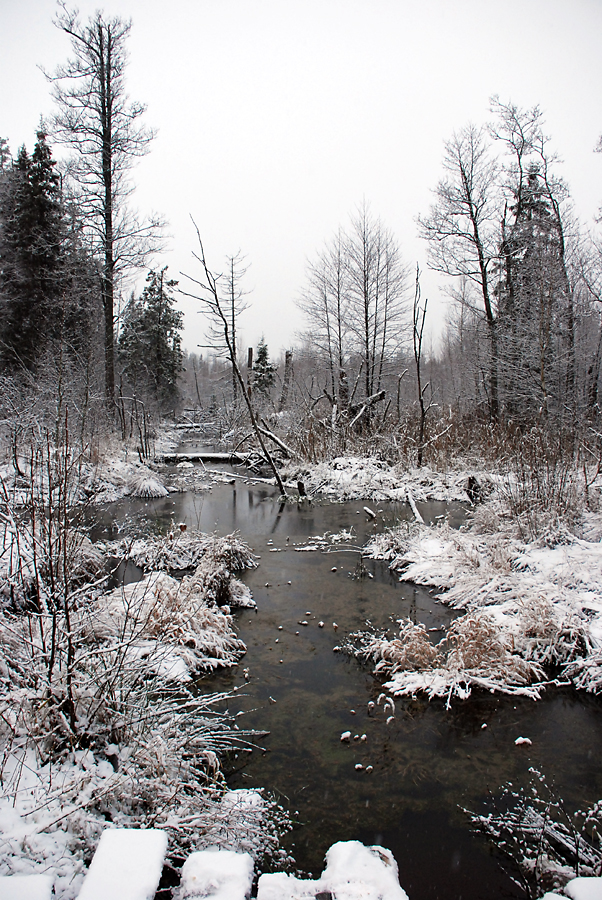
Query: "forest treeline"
1 5 602 470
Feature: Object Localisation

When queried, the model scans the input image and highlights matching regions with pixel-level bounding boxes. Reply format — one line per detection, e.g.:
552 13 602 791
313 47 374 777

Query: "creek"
90 468 602 900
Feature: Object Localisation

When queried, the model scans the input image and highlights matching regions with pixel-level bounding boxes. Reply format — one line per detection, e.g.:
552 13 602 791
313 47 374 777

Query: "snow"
564 878 602 900
178 849 254 900
0 875 53 899
362 515 602 700
76 828 167 900
257 841 409 900
283 457 474 502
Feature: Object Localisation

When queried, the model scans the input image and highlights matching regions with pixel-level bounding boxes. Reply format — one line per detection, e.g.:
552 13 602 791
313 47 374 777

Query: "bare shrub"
497 426 581 540
466 769 602 898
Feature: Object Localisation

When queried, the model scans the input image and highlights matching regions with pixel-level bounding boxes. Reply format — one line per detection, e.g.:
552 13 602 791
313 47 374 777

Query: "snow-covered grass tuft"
347 613 545 706
129 473 169 499
84 570 248 679
114 531 257 580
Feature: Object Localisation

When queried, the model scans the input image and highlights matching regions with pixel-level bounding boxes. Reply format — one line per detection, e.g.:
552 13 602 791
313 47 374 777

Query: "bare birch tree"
180 223 287 495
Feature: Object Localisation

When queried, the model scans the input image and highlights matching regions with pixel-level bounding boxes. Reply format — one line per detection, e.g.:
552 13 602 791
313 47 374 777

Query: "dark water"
91 473 602 900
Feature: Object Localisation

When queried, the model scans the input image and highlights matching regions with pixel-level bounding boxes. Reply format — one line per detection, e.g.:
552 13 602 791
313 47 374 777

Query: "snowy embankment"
357 515 602 703
283 456 475 502
0 518 284 897
282 453 602 703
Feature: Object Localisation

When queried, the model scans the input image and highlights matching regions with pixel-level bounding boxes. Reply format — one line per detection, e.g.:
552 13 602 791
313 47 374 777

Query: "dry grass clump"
444 613 505 670
369 620 440 674
354 612 544 704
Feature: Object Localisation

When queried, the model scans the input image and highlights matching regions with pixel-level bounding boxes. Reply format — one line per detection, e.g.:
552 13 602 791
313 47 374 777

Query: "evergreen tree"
118 268 184 408
496 165 572 419
0 131 65 369
252 336 276 395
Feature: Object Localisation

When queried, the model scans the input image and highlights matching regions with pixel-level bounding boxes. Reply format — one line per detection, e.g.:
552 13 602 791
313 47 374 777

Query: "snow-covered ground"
352 497 602 703
283 456 476 502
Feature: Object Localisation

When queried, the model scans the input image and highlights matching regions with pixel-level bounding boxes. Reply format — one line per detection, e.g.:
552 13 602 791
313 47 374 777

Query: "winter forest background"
2 3 602 899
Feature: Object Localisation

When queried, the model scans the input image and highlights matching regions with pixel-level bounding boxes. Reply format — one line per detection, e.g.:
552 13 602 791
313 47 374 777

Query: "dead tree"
180 221 287 496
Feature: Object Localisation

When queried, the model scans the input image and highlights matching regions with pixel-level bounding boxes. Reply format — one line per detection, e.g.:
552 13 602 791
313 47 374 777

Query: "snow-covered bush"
0 431 291 895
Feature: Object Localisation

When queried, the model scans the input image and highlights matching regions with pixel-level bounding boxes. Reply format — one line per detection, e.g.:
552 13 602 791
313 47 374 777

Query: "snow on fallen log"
0 875 53 900
406 489 425 524
257 840 409 900
77 828 167 900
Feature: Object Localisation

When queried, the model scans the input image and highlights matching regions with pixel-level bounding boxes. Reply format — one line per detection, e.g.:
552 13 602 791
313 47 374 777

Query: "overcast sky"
2 0 601 359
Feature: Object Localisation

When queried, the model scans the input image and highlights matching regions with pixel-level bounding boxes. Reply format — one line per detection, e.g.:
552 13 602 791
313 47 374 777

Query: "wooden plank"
159 452 246 463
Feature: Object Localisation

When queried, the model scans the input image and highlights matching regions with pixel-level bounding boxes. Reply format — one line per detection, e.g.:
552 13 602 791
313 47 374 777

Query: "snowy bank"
355 517 602 701
283 457 475 503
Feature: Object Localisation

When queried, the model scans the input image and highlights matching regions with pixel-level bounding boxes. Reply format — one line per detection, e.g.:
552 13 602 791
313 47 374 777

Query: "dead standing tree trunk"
180 221 287 496
413 266 430 467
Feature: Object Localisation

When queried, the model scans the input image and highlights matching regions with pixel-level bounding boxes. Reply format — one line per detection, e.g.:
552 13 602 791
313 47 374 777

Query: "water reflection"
89 472 602 900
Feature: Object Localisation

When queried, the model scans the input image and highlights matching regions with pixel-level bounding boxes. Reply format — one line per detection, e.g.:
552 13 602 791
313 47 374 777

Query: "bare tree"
297 204 409 429
346 202 409 406
418 124 501 419
201 252 250 404
180 222 287 495
47 4 164 406
297 229 350 410
413 266 430 466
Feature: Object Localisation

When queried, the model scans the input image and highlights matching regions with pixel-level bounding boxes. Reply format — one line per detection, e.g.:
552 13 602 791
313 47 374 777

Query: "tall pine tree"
0 131 66 368
118 268 184 409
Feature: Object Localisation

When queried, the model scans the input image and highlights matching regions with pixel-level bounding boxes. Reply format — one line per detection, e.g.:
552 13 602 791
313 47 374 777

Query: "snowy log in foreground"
257 840 409 900
360 519 602 700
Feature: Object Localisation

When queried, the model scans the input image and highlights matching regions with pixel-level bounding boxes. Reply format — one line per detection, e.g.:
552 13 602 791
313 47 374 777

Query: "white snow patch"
0 875 53 899
564 877 602 900
178 849 253 900
257 840 408 900
77 828 167 900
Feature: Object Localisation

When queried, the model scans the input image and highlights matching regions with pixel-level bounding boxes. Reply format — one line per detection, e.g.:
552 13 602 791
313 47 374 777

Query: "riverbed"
91 470 602 900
